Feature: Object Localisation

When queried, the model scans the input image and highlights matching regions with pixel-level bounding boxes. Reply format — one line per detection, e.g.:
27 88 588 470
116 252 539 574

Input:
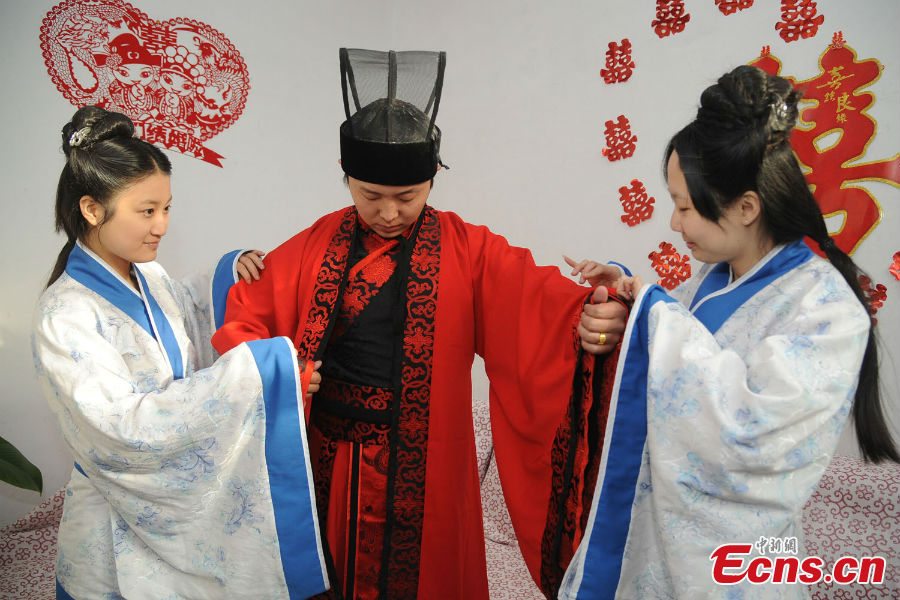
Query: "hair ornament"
772 100 790 123
69 127 91 148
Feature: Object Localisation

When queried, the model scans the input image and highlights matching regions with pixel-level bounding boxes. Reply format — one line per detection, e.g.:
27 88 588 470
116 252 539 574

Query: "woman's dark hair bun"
696 65 800 150
61 105 135 156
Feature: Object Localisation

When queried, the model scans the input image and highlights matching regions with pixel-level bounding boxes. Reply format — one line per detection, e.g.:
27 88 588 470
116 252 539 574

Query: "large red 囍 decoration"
40 0 250 166
752 40 900 256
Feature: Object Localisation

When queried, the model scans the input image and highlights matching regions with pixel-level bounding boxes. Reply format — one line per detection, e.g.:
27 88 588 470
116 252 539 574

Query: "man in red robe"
212 48 627 600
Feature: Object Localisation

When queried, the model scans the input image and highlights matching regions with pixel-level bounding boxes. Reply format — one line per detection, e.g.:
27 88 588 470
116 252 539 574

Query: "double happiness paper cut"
619 179 655 226
40 0 250 166
858 275 887 325
601 39 635 84
652 0 690 39
649 242 691 290
775 0 825 43
602 115 638 162
715 0 754 16
752 40 900 256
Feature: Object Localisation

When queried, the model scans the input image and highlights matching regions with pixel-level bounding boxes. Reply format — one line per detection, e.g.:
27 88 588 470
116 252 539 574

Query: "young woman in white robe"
563 66 898 599
32 106 329 599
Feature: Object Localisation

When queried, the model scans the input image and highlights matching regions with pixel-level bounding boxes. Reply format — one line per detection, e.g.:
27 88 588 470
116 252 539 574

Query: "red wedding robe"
212 206 617 600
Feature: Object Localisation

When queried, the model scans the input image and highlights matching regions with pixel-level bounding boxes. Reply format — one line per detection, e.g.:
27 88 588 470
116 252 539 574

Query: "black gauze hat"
339 48 446 186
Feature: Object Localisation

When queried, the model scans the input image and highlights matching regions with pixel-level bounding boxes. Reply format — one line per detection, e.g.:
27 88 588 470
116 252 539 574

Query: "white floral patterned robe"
560 241 870 600
32 243 328 599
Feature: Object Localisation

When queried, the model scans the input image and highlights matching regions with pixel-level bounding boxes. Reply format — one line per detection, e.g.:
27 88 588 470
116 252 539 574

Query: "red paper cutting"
619 179 655 226
652 0 690 39
649 242 691 290
890 252 900 281
859 274 887 325
715 0 754 16
602 115 637 162
775 0 825 43
751 44 899 256
829 30 846 49
40 0 250 166
600 39 635 84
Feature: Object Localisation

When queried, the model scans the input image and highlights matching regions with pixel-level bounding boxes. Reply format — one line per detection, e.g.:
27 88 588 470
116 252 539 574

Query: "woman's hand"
236 250 266 283
563 255 622 287
616 275 644 301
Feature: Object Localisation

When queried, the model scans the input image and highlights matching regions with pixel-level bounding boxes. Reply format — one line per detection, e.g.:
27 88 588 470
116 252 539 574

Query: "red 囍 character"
890 252 900 282
618 179 655 226
652 0 691 39
715 0 754 16
752 45 899 257
649 242 691 290
775 0 825 43
858 274 887 326
602 115 637 162
830 30 846 49
600 39 635 84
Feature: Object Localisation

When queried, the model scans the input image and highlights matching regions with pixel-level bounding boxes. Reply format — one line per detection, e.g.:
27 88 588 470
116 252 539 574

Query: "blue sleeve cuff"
212 250 245 330
607 261 632 277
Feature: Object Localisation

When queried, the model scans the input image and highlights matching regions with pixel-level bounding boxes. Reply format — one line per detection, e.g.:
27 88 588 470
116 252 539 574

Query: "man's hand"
301 359 323 399
578 286 628 355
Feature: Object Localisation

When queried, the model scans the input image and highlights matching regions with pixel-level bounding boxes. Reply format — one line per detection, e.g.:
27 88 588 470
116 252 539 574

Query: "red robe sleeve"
211 210 344 355
459 215 616 595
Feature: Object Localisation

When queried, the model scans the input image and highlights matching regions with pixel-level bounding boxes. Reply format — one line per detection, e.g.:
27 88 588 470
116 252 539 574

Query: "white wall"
2 0 898 525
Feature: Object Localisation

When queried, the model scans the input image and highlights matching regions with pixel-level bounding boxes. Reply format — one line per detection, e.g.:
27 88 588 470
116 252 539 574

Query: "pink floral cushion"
484 536 545 600
474 395 518 545
481 453 518 545
3 434 897 599
472 394 493 482
0 488 64 600
803 454 900 599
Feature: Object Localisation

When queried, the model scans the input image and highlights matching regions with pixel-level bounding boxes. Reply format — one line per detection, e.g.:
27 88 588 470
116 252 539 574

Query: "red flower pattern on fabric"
362 254 396 287
404 326 433 355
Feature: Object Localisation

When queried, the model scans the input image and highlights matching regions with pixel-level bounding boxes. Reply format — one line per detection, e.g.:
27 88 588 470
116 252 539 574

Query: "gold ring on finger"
598 332 607 345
